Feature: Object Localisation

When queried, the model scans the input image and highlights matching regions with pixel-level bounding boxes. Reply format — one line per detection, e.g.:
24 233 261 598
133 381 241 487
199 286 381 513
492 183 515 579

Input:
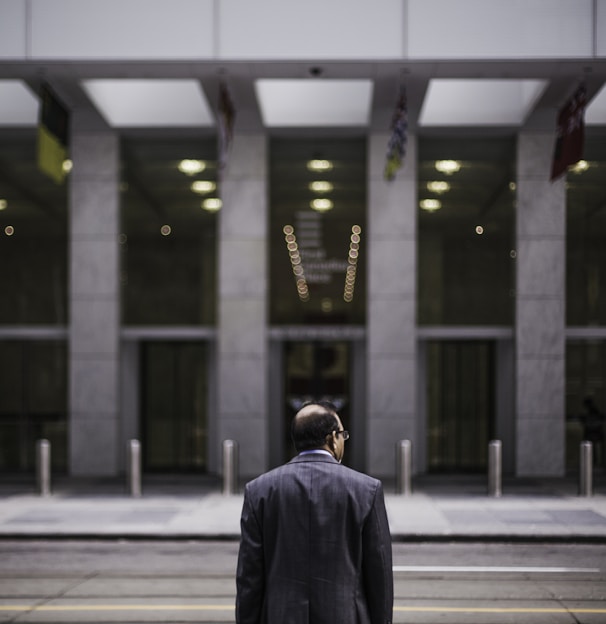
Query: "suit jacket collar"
289 452 339 464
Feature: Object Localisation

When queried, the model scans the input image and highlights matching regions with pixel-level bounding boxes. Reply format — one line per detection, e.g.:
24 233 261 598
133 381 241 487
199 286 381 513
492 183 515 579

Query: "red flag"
550 84 586 181
217 81 236 182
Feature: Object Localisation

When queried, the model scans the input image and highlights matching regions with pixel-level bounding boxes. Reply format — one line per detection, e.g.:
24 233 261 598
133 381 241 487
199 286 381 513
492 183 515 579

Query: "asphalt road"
1 540 605 623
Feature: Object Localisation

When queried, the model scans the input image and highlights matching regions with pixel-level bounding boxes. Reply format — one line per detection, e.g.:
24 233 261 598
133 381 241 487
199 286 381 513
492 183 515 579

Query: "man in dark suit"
236 401 393 624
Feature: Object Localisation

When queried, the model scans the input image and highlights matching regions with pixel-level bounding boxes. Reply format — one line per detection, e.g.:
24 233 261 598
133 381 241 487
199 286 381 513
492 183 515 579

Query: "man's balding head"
291 401 339 452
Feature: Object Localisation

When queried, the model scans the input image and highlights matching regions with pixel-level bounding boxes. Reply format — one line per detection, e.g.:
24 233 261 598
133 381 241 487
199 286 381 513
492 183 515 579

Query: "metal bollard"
222 440 239 496
579 441 593 497
487 440 502 498
395 440 412 496
36 439 51 497
128 439 142 498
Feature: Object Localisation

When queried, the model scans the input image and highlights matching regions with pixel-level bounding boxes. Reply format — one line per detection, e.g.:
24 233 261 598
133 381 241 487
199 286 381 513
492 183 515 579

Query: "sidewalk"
0 473 605 542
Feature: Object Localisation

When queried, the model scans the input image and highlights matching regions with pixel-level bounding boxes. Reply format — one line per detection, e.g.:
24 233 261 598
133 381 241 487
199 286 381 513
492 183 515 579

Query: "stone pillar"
216 134 268 479
69 130 120 476
367 133 417 478
515 132 566 476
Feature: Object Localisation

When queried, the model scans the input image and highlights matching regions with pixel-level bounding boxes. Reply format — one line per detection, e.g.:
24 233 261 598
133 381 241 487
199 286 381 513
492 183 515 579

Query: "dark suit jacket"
236 452 393 624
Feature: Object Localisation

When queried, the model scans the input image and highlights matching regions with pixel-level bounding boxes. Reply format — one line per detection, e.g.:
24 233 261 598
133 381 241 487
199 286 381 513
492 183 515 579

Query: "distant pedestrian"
236 400 393 624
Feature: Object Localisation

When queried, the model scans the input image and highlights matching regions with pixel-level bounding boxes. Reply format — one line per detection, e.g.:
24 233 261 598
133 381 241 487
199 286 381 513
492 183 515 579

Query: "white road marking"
393 565 600 573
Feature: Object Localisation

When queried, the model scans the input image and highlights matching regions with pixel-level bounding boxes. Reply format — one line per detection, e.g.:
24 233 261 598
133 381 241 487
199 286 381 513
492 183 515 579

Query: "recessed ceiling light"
309 181 334 193
179 160 206 175
435 160 461 175
160 225 172 236
202 198 222 212
307 159 333 172
62 159 73 174
191 180 216 194
4 225 14 236
427 181 450 194
420 199 442 212
310 198 333 212
570 160 589 173
0 199 7 210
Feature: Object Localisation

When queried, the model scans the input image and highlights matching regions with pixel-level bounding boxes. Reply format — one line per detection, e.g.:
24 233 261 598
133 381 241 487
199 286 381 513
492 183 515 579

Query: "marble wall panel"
219 416 267 478
516 183 566 237
516 299 565 357
517 358 565 417
219 240 267 297
70 132 120 179
220 180 267 239
69 417 119 476
70 299 119 355
70 181 119 236
222 134 267 178
516 417 565 476
71 357 119 413
368 299 416 356
71 240 119 298
369 239 416 298
219 299 265 355
367 357 416 415
516 239 565 297
367 416 416 477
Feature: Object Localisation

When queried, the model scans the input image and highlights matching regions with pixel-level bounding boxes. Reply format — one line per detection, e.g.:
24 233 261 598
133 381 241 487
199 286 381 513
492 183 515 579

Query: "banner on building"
550 83 586 182
384 85 408 181
217 80 236 183
37 84 69 185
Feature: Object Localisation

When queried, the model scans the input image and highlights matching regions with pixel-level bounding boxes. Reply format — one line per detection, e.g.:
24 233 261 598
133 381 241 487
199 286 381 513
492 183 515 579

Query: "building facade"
1 0 605 480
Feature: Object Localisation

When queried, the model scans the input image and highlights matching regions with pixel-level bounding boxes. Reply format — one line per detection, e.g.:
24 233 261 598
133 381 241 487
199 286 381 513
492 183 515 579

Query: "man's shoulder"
245 458 382 492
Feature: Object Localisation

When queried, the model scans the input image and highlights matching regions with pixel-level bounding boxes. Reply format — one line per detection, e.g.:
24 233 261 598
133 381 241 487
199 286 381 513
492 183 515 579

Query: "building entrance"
281 341 352 464
426 340 495 472
140 342 208 472
0 340 67 473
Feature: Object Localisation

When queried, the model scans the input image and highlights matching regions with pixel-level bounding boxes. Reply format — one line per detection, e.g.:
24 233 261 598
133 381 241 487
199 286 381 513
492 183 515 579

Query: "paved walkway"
0 474 605 541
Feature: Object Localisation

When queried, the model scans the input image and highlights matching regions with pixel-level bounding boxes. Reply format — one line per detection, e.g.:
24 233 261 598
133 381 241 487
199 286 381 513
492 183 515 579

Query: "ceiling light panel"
586 84 606 125
81 79 215 127
255 79 373 127
0 80 38 126
419 79 547 126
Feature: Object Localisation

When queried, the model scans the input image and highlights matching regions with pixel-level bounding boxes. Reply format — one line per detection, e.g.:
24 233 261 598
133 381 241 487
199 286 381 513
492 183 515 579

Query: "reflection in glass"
270 138 366 325
418 137 515 326
121 137 217 325
567 135 606 326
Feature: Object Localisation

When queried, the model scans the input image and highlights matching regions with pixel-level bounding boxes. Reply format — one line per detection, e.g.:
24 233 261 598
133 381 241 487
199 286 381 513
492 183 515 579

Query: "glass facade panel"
418 137 515 325
121 136 217 325
269 138 366 325
426 340 494 472
565 341 606 471
141 341 208 471
0 130 68 324
0 340 67 472
567 134 606 326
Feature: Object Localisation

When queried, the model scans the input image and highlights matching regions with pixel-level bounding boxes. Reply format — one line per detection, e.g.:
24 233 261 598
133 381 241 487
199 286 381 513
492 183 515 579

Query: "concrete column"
367 133 417 478
216 134 268 479
515 132 566 476
69 129 120 476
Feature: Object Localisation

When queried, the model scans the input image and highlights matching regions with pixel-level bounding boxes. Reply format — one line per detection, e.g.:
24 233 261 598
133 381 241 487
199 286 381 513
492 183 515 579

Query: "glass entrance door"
0 340 67 473
141 342 208 472
282 341 351 463
426 340 494 472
